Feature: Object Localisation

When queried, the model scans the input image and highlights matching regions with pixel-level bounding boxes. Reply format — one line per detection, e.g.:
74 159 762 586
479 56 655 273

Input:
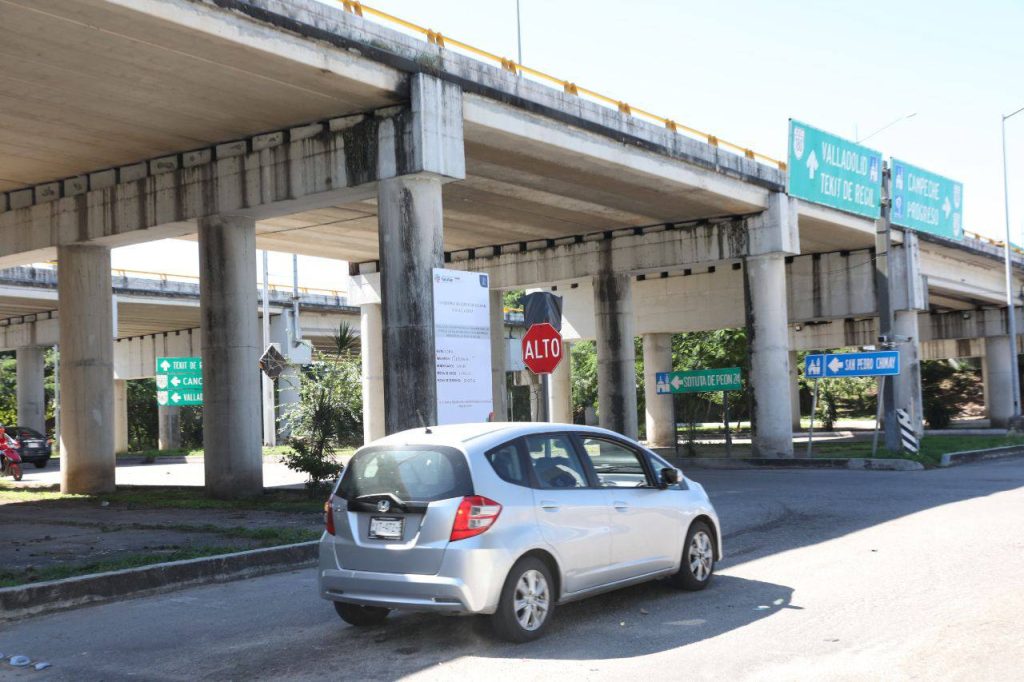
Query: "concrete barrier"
0 541 317 623
939 445 1024 467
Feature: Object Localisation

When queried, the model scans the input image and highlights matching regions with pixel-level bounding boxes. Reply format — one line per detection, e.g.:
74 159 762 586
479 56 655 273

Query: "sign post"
804 351 901 457
155 356 203 407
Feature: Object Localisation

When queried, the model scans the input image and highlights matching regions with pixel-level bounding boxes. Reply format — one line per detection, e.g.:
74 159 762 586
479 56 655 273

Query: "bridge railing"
337 1 786 171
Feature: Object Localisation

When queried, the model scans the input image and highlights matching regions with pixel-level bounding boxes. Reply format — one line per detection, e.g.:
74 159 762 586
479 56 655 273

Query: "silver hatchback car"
318 422 722 641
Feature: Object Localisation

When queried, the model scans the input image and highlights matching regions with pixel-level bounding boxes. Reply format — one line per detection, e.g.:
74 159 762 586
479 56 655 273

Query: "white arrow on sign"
942 196 951 218
671 375 683 390
806 150 819 180
171 393 181 404
828 357 843 374
160 360 171 371
171 376 181 387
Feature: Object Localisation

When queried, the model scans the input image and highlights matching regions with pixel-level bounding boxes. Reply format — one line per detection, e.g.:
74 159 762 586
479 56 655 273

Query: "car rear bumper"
317 535 515 615
18 450 50 463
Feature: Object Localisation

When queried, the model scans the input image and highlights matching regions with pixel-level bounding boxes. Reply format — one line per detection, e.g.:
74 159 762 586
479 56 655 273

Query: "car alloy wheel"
688 530 714 582
513 569 550 632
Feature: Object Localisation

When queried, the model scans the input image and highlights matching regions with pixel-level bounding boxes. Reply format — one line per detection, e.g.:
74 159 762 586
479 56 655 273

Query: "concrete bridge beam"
15 346 46 435
58 244 115 493
198 214 262 498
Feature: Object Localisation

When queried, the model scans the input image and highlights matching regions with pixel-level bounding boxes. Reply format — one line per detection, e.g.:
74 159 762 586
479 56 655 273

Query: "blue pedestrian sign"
804 351 900 379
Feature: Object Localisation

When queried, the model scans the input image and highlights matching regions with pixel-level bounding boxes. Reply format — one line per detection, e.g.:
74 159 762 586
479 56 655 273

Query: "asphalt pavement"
2 457 1022 681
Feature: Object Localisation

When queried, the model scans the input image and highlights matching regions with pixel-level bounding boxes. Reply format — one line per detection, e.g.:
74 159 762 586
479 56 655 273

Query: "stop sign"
522 323 564 375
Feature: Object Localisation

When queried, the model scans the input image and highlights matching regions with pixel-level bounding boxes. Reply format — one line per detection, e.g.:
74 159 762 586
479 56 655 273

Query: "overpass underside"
0 0 1021 495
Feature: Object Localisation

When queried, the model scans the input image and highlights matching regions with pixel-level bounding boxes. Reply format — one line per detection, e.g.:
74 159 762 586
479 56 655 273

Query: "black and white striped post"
896 408 919 453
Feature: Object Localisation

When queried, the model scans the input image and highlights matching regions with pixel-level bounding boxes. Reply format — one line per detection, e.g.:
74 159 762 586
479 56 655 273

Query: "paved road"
2 458 1022 681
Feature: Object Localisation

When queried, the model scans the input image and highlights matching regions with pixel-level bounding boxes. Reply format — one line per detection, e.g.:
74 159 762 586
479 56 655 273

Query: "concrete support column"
594 272 638 439
158 406 181 451
277 364 301 441
360 303 385 443
198 215 262 497
113 379 128 453
58 244 115 493
789 350 802 432
16 347 46 434
378 175 444 433
548 345 573 424
745 254 794 457
489 289 508 421
985 336 1014 428
894 311 924 436
642 333 675 447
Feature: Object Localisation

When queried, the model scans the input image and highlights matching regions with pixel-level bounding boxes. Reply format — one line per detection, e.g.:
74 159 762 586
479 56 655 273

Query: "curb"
0 541 317 623
675 457 924 471
939 445 1024 467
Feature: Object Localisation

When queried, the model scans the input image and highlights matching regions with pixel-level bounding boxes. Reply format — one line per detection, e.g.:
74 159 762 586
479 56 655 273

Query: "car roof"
369 422 634 453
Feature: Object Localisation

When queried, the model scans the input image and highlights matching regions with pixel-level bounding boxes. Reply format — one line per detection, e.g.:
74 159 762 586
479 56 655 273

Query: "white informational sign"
433 268 493 424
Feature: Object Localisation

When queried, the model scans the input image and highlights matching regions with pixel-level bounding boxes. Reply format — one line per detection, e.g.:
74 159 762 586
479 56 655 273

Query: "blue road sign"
804 351 900 379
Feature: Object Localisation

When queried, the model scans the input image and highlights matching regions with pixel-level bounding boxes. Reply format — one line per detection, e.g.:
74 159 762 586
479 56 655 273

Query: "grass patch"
0 484 326 513
0 546 244 588
813 434 1024 466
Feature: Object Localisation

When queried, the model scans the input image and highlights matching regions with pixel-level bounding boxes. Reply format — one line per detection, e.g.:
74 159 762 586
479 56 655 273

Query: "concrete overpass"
1 0 1021 495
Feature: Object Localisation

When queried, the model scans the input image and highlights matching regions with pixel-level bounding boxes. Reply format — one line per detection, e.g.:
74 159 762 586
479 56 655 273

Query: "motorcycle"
1 432 23 481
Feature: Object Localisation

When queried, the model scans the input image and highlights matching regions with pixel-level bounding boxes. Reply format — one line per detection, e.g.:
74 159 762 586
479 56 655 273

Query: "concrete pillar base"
894 311 923 436
746 253 794 458
642 333 675 447
594 271 638 439
16 347 47 434
361 302 385 443
158 406 182 451
490 289 509 422
548 345 572 424
58 244 115 494
984 336 1014 429
378 175 444 434
789 350 802 433
114 379 128 453
199 214 263 498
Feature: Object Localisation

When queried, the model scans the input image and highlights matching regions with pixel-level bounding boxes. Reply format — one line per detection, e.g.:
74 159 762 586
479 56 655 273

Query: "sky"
111 0 1024 289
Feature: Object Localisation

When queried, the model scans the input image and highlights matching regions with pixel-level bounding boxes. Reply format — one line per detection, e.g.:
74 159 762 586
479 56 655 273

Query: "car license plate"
369 516 404 540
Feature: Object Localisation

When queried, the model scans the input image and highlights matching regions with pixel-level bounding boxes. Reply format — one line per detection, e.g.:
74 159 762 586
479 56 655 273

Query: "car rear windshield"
337 446 473 504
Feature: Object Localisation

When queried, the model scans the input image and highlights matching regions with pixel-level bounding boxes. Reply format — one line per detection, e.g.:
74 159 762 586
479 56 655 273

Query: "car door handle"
539 501 560 511
613 501 629 512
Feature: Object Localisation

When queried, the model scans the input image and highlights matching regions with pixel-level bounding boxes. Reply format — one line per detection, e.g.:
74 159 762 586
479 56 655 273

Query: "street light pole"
1001 106 1024 420
515 0 523 65
857 112 917 144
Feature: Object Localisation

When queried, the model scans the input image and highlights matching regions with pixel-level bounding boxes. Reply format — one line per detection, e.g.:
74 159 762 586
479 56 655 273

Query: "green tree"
127 379 159 451
281 352 363 492
570 341 597 422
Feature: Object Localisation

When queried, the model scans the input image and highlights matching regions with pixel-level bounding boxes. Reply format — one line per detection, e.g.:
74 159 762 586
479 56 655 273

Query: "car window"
524 434 589 489
338 446 472 503
578 436 653 488
486 442 529 487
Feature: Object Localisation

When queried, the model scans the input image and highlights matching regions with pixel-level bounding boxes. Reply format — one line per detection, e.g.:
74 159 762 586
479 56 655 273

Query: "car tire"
490 556 556 643
669 520 715 591
34 459 49 469
332 601 390 627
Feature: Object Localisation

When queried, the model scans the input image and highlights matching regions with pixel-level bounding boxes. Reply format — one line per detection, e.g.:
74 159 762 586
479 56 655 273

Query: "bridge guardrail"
337 1 786 171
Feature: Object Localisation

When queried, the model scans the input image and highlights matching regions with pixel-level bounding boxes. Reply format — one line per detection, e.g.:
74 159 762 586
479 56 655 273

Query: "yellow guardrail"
338 1 786 171
963 230 1024 255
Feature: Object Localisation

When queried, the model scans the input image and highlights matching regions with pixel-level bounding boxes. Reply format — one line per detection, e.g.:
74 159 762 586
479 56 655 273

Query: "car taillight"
450 496 502 541
324 495 336 535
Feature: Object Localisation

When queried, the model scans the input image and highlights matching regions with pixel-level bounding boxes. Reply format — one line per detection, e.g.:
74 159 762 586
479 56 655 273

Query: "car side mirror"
660 467 680 487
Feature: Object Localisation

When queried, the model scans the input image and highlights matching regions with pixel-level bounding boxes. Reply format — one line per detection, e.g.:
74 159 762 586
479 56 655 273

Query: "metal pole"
723 390 732 458
673 392 679 461
53 345 60 453
872 376 885 458
806 379 819 458
515 0 523 65
261 250 275 447
540 373 550 422
875 164 901 451
291 253 301 347
1001 111 1023 419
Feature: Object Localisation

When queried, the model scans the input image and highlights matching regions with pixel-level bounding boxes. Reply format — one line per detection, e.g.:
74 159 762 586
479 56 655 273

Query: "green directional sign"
156 356 203 406
655 367 742 394
787 119 883 219
890 159 963 241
